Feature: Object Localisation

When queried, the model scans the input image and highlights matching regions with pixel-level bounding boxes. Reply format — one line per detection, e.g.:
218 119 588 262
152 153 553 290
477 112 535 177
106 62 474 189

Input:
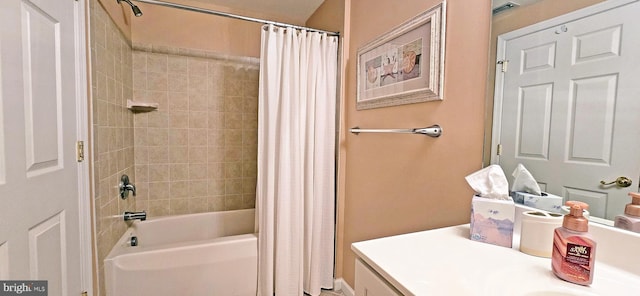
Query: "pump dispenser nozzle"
563 204 589 232
625 192 640 217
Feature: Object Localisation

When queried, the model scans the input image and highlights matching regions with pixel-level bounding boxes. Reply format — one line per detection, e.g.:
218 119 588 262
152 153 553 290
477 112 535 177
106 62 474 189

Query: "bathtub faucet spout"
123 211 146 221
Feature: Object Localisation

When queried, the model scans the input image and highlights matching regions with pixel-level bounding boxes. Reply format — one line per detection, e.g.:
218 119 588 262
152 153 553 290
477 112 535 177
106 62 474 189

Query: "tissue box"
470 195 514 248
513 191 563 213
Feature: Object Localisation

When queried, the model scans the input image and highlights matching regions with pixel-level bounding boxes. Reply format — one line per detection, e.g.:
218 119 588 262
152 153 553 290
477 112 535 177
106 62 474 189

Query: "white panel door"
493 0 640 220
0 0 88 295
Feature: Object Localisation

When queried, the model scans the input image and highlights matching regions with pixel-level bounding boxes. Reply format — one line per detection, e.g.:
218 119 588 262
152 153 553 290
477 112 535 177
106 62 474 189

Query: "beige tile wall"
90 3 259 294
89 0 137 294
130 45 259 216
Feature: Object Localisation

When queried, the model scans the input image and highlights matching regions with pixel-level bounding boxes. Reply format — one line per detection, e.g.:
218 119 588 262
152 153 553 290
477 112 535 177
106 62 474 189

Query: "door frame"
73 0 93 294
490 0 639 164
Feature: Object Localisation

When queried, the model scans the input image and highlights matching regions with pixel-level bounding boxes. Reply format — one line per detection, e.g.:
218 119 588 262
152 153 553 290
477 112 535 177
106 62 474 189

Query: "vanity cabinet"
351 222 640 295
355 259 402 296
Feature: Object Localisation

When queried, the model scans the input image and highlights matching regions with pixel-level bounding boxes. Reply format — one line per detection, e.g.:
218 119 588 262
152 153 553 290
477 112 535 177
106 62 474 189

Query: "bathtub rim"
104 208 256 261
107 232 258 270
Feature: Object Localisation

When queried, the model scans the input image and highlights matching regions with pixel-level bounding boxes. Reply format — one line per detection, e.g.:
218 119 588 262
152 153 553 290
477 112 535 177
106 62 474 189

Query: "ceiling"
191 0 326 24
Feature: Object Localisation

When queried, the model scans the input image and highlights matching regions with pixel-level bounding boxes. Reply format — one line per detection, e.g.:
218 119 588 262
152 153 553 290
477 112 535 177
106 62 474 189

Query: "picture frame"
356 2 446 110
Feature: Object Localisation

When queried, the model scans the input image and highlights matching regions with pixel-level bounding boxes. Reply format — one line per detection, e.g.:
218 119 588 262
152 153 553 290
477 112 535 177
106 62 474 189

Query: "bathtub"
104 209 257 296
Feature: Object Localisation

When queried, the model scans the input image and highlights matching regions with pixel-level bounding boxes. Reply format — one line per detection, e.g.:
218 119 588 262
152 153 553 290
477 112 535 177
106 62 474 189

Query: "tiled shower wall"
131 45 259 216
89 0 137 294
90 2 259 293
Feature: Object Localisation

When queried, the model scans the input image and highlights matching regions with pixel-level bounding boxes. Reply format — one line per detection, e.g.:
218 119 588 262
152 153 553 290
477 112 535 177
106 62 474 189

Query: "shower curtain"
256 24 338 296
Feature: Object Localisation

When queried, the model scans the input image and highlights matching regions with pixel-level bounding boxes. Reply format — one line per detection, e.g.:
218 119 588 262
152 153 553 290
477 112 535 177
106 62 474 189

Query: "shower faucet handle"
119 174 136 199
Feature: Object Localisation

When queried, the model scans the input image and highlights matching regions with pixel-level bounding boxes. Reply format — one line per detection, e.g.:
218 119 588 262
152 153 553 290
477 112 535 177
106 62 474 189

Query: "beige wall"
131 2 258 57
89 0 137 294
97 0 133 40
491 0 604 35
306 0 345 34
483 0 604 165
340 0 491 286
130 0 304 57
130 45 259 216
99 0 301 58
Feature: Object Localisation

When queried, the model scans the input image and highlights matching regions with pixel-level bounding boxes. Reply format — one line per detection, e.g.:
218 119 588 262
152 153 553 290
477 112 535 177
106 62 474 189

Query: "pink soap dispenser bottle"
614 192 640 233
551 204 596 285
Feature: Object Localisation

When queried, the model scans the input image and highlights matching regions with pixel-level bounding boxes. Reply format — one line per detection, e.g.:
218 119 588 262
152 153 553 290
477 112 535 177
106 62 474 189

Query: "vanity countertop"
352 224 640 296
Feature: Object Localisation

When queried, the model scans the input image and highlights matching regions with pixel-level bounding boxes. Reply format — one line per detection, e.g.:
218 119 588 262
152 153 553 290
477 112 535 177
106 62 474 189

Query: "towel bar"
350 124 442 138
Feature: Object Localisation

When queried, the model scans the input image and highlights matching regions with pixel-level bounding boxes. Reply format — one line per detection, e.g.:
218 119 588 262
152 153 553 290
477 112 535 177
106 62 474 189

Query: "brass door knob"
600 176 633 188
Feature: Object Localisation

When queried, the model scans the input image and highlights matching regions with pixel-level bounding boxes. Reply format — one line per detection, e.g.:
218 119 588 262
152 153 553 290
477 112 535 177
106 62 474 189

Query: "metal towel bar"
350 124 442 138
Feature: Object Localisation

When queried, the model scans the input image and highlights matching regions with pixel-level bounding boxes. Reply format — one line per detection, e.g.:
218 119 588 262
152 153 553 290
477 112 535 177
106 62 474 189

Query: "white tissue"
465 165 511 200
511 164 542 196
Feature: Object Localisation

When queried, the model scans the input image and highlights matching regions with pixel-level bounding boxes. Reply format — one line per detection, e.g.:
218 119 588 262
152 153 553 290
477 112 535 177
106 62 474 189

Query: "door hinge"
496 144 503 156
81 292 87 296
497 60 509 72
77 141 85 162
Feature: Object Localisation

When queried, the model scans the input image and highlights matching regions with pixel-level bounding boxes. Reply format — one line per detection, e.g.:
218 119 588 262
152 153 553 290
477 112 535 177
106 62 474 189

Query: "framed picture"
356 2 446 110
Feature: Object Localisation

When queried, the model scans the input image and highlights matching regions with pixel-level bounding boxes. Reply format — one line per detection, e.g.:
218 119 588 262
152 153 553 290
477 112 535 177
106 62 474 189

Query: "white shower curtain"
256 24 338 296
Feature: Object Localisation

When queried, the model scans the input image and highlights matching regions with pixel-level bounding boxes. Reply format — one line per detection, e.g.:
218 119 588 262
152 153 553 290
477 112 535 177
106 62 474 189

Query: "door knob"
599 176 633 188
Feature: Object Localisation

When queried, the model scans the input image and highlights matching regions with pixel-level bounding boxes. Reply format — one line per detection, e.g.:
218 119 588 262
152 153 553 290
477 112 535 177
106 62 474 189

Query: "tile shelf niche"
127 99 159 113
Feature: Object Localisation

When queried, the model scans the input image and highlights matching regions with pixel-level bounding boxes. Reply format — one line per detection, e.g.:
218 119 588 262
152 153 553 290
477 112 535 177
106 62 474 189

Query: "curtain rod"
133 0 340 36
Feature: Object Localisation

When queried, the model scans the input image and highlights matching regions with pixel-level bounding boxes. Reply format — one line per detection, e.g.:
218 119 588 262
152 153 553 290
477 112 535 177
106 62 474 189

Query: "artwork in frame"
356 2 446 110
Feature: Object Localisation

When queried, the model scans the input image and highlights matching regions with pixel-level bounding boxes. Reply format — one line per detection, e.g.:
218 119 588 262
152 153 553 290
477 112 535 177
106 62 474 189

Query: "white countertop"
352 224 640 296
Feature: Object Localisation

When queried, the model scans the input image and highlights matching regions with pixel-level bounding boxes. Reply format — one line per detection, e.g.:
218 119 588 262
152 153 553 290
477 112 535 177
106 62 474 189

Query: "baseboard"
334 278 354 296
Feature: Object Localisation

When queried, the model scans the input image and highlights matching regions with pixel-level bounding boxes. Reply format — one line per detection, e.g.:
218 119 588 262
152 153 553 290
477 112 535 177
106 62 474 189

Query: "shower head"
117 0 143 17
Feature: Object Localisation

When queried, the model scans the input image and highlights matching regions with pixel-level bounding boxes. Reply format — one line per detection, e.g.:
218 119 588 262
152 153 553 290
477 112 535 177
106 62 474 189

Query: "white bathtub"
104 209 257 296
